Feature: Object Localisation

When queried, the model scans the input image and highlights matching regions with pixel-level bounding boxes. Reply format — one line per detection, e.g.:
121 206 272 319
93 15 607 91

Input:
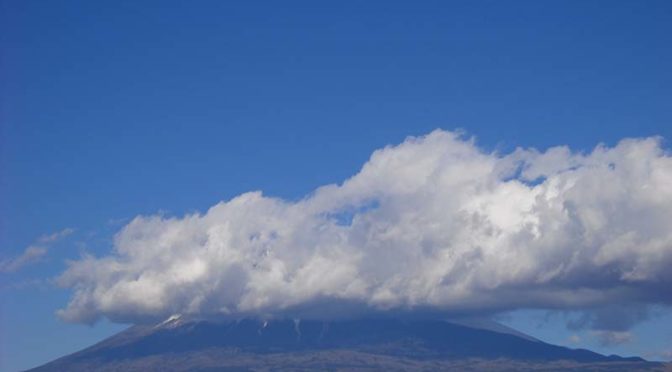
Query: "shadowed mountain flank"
28 317 664 371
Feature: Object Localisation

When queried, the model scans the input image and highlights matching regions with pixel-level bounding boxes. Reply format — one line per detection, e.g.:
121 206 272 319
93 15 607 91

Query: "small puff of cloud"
37 228 75 244
591 331 633 346
567 334 581 345
0 228 74 273
56 130 672 325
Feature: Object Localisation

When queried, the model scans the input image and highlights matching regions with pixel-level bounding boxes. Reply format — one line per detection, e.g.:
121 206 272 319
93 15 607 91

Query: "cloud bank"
57 130 672 325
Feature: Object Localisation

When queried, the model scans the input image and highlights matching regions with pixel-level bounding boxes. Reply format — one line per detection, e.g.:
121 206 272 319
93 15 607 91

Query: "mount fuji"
27 316 664 371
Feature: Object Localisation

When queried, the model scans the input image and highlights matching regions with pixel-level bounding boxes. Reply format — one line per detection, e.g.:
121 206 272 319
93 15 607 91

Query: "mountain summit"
29 317 661 371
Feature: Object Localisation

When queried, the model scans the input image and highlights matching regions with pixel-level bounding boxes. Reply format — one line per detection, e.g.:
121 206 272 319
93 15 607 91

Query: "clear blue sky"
1 1 671 371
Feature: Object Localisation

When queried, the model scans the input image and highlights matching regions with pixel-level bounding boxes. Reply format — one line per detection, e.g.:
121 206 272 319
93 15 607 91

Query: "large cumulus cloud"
57 130 672 325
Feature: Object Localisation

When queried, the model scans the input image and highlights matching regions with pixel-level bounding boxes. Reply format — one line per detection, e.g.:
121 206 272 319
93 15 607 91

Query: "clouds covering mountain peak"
57 130 672 327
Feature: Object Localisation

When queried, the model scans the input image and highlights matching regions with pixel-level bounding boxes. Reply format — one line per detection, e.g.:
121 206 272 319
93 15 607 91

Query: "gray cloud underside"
57 130 672 324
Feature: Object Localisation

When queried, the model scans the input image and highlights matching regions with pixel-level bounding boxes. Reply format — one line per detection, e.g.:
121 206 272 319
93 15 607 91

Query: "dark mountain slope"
28 317 664 371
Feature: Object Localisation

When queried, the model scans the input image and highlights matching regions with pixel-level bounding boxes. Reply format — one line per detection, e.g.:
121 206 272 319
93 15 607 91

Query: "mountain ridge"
27 317 665 371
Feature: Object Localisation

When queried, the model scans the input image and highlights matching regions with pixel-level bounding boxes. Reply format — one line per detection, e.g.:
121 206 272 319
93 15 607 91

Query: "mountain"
28 316 665 371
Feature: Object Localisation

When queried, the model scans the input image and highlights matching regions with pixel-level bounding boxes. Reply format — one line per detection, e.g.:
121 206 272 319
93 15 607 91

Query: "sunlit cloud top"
57 130 672 326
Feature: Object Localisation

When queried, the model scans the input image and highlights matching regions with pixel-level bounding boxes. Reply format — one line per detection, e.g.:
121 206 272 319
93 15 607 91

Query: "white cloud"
1 228 74 273
37 228 75 244
0 246 48 273
56 130 672 324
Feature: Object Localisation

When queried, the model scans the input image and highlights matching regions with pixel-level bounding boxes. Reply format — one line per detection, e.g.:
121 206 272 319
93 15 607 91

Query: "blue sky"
1 1 672 371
